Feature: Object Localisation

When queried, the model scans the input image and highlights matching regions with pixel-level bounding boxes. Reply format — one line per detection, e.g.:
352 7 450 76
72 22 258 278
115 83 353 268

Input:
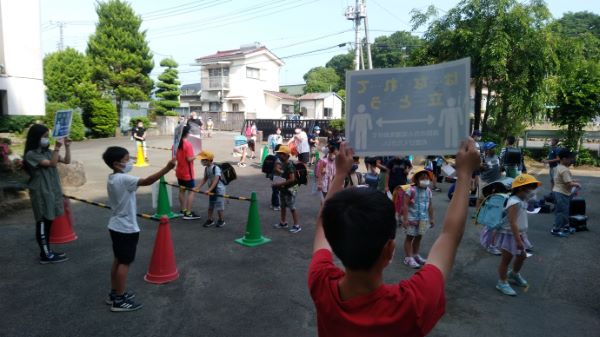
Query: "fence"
242 119 334 141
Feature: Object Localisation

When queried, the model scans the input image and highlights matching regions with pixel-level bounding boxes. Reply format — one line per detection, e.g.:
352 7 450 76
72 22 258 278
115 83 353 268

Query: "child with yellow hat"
197 150 226 228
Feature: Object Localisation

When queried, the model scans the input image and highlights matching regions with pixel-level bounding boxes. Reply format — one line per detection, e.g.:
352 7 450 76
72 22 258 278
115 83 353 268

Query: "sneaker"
413 255 427 265
216 220 226 228
289 225 302 233
273 206 281 211
508 270 528 287
183 211 201 220
486 246 502 256
496 280 517 296
203 219 215 228
403 257 421 269
111 297 143 312
39 253 69 265
105 291 136 305
272 222 288 229
50 251 66 258
567 227 577 234
433 187 442 192
551 228 569 237
237 162 247 167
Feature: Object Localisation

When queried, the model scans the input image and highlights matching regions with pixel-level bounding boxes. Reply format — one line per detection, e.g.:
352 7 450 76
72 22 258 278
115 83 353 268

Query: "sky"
40 0 600 86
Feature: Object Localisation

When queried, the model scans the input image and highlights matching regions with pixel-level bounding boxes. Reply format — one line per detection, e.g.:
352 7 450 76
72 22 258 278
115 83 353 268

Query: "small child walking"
495 174 541 296
402 169 435 269
102 146 175 311
317 145 337 203
197 150 226 228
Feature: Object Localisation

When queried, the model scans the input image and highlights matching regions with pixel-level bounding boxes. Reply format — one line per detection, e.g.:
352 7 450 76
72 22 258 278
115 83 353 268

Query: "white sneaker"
413 255 427 265
486 246 502 256
403 257 421 269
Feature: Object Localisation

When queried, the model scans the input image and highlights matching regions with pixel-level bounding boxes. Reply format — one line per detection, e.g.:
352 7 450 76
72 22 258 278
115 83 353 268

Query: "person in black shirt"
131 120 147 161
187 111 204 129
385 156 412 193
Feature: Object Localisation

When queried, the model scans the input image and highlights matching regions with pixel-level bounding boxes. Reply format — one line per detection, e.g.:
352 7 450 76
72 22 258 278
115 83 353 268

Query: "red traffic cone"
50 197 78 244
144 216 179 284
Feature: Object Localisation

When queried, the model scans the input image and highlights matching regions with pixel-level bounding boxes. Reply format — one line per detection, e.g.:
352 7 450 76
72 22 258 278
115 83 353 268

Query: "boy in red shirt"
309 140 480 337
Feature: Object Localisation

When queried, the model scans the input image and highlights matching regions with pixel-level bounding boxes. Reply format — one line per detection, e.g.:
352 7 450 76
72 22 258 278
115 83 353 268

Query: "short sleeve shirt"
309 249 446 337
405 187 432 222
132 126 145 138
281 161 298 193
502 195 528 233
552 164 572 196
107 173 140 233
204 164 225 193
387 158 412 190
25 148 64 221
296 132 310 154
175 140 195 180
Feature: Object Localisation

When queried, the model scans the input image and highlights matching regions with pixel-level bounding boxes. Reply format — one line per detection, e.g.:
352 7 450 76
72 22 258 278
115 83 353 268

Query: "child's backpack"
393 185 415 216
262 154 277 177
503 147 522 166
210 163 237 185
294 162 308 185
365 172 378 189
475 193 509 229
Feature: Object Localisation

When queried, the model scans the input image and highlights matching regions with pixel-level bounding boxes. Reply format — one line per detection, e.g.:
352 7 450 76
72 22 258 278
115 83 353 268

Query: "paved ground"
1 133 599 337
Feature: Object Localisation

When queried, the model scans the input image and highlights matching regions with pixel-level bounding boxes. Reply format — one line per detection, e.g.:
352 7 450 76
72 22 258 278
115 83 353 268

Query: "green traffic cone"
315 150 320 162
261 144 269 164
235 192 271 247
152 176 180 219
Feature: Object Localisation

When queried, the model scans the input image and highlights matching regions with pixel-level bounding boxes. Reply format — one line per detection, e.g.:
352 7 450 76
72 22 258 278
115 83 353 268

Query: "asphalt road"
1 133 598 337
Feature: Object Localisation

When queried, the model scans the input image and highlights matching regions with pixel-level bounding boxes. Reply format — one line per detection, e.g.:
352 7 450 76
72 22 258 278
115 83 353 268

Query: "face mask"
525 190 537 200
40 137 50 148
419 180 430 188
315 130 320 134
121 160 133 173
276 131 281 135
295 129 301 134
351 164 358 171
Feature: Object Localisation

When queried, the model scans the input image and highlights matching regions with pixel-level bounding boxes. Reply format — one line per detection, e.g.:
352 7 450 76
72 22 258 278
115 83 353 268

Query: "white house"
298 92 343 119
195 43 289 119
0 0 45 117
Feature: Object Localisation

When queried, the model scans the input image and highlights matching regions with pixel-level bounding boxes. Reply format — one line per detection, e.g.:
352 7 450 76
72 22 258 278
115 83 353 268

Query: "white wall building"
298 92 343 119
196 43 289 119
0 0 45 117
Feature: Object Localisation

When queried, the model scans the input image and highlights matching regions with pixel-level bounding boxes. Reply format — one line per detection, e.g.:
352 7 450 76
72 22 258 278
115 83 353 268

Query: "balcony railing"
201 76 229 90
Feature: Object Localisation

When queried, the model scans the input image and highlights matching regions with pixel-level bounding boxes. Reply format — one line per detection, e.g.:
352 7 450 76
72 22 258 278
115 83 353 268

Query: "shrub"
89 98 118 138
329 118 345 132
129 116 151 129
576 148 599 167
0 116 41 133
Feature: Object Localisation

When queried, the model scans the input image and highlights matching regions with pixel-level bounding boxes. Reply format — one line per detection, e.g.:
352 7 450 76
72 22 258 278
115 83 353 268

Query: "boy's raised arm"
427 138 480 280
313 142 354 253
138 159 176 186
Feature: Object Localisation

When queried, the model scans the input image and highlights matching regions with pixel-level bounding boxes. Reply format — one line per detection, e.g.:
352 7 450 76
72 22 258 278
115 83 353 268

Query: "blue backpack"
476 193 509 229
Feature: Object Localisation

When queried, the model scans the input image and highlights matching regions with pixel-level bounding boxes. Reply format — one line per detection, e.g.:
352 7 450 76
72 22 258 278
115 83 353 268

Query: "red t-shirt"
175 140 194 180
308 249 446 337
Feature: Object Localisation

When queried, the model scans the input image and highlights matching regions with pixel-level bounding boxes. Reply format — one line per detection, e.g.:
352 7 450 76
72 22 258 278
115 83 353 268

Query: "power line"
142 0 227 21
271 29 353 51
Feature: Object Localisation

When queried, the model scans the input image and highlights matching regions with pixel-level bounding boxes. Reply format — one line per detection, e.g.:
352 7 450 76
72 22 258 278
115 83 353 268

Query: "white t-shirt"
107 173 140 233
502 195 528 233
296 131 310 154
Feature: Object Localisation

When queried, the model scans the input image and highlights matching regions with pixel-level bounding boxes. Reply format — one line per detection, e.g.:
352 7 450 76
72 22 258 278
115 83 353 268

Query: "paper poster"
346 58 471 156
52 110 73 139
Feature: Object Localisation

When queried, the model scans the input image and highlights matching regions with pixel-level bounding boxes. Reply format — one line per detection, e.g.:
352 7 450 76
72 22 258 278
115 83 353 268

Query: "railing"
201 76 229 90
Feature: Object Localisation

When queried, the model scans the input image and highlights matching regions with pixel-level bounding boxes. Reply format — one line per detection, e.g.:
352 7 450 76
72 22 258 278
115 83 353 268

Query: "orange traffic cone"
144 216 179 284
50 197 78 244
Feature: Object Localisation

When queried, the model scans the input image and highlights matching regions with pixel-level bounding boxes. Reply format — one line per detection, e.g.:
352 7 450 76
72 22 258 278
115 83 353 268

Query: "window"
246 67 260 79
282 104 293 114
209 102 222 112
323 108 333 118
208 68 229 76
232 103 239 112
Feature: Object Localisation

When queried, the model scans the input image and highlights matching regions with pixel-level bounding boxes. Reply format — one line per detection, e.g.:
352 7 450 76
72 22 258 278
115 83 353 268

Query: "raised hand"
335 142 355 176
455 138 480 176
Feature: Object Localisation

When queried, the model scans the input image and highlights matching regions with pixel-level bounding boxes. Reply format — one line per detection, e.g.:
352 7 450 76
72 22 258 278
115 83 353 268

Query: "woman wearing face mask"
495 174 541 296
23 124 71 264
401 169 435 269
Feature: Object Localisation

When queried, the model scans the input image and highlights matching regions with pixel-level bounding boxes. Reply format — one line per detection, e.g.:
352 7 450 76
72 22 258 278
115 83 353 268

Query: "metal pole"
363 0 373 69
354 0 361 70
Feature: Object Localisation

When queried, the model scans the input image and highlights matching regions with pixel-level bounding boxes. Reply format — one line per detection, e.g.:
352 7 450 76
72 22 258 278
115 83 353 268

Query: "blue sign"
52 110 73 139
346 58 471 156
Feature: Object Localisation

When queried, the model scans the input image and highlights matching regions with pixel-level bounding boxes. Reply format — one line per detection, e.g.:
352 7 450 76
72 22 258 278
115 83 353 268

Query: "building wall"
322 95 342 119
0 0 44 116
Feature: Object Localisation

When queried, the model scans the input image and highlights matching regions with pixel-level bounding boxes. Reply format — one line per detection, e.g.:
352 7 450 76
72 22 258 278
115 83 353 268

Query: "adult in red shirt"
175 125 200 220
309 140 480 337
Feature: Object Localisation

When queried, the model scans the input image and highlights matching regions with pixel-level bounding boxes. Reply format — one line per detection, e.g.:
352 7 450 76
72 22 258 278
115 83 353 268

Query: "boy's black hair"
103 146 129 169
178 125 191 149
321 188 396 271
506 135 516 145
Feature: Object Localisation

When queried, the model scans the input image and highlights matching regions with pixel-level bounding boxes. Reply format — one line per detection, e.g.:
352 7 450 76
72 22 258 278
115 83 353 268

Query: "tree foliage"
555 11 600 39
411 0 556 138
371 31 424 68
89 98 118 138
303 67 340 93
155 58 181 116
87 0 154 125
325 53 354 90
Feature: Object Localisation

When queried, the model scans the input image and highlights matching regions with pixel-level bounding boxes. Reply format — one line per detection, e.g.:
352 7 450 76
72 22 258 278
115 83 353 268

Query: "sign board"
172 122 185 158
346 58 471 156
52 110 73 139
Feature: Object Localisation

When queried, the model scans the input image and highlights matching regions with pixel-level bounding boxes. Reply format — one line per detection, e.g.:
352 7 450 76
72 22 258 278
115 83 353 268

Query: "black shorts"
109 230 139 264
248 139 255 151
298 152 309 164
177 179 195 188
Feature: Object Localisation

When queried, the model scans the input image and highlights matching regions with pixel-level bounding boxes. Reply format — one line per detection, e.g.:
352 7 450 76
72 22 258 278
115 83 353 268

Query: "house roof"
264 90 298 100
180 83 201 93
298 92 341 100
196 43 283 66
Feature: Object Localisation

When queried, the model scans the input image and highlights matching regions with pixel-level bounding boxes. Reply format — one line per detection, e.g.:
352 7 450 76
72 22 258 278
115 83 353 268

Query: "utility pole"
50 21 66 51
345 0 372 70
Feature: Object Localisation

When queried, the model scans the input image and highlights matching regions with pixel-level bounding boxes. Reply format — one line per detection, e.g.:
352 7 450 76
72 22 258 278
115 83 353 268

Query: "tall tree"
326 53 354 90
371 31 424 68
155 58 181 116
412 0 556 137
303 67 340 93
87 0 154 127
555 11 600 39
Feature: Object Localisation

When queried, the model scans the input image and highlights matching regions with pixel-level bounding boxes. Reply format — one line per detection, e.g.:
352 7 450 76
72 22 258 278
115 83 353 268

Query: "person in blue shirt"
542 138 561 190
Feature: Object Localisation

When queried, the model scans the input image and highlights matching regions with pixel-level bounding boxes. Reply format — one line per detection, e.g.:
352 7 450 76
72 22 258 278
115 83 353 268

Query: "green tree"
371 31 424 68
87 0 154 127
555 11 600 39
412 0 556 137
325 53 354 90
89 98 118 137
303 67 340 93
155 58 181 116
